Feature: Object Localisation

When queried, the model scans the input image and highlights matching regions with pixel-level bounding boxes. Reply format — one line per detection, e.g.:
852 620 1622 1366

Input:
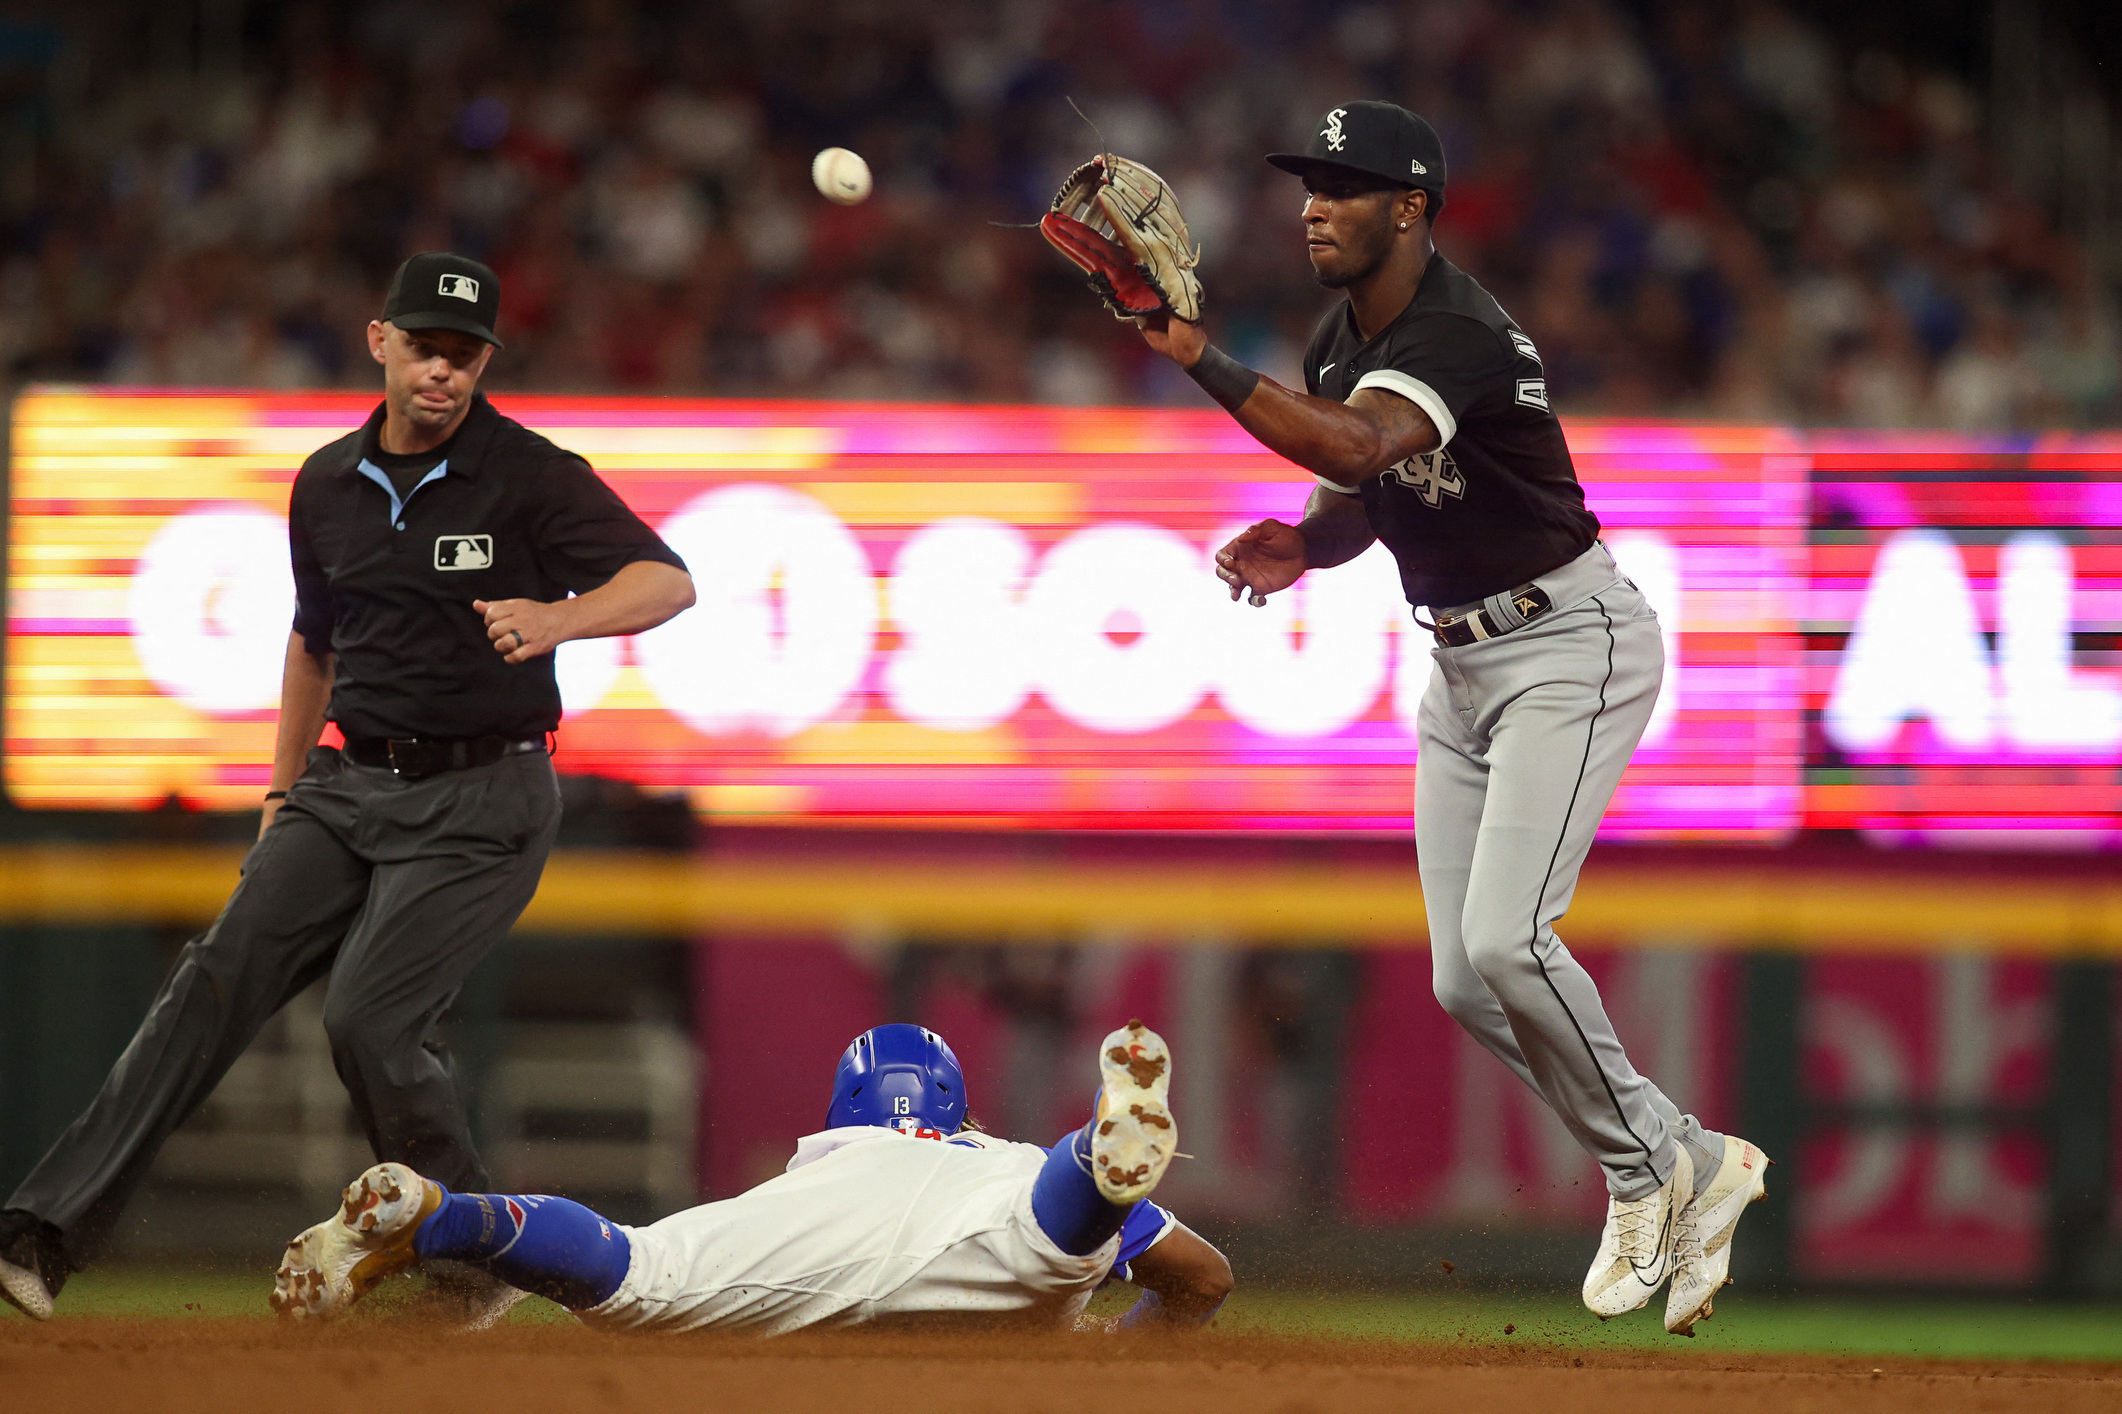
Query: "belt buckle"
385 739 440 780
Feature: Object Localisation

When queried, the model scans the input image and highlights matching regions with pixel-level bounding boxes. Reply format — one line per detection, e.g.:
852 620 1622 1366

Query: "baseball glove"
1039 155 1203 324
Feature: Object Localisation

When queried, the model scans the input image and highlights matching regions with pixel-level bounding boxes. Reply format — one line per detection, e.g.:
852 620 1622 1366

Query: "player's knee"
1459 927 1532 994
320 997 395 1069
1431 969 1490 1025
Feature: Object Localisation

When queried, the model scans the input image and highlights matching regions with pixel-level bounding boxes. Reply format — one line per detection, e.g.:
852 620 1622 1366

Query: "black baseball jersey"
1303 253 1598 609
290 394 686 741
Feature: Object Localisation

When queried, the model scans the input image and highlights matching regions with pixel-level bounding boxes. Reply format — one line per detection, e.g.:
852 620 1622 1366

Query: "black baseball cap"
381 252 504 348
1267 101 1448 213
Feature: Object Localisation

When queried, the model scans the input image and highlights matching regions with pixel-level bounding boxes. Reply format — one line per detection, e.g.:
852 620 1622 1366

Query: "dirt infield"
5 1318 2119 1414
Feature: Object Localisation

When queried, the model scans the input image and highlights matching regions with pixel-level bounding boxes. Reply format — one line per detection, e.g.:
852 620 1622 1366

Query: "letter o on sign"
1027 523 1212 733
635 484 876 737
128 505 295 712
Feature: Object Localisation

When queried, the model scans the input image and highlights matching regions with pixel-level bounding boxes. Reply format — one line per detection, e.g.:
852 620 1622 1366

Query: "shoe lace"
1611 1194 1663 1263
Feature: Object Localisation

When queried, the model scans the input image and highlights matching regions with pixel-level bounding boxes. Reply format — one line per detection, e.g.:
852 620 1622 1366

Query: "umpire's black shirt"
290 394 685 741
1304 253 1598 610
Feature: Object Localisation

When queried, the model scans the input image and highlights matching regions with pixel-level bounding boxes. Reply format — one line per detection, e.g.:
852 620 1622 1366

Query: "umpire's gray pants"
1418 542 1722 1203
7 745 560 1258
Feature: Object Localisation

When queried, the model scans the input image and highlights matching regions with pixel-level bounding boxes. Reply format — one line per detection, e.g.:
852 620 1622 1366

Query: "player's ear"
367 321 390 366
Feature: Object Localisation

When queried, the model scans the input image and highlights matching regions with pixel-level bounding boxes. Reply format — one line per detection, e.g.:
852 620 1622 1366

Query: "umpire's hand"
474 598 566 664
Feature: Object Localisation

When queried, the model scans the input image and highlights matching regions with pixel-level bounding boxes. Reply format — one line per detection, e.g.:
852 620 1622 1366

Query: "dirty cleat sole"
1091 1019 1176 1205
271 1162 443 1320
1665 1136 1772 1337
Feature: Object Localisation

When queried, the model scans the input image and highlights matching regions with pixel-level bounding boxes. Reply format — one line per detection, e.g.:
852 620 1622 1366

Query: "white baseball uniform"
579 1126 1174 1335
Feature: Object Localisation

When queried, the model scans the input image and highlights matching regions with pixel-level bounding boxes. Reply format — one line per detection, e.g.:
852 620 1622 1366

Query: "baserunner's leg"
412 1188 632 1308
271 1161 631 1317
1030 1020 1176 1254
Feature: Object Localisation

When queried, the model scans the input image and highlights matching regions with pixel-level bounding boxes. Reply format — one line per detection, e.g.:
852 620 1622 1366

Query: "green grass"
1207 1289 2122 1362
26 1268 2122 1364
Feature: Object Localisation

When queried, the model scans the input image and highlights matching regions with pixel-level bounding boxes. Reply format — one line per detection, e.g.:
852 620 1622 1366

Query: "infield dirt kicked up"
6 1318 2120 1414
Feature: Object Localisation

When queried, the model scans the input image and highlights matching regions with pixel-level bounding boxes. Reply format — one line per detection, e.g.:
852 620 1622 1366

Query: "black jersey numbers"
1382 448 1466 508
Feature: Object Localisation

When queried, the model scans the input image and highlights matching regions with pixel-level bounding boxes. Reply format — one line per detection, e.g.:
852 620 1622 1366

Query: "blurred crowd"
0 0 2115 428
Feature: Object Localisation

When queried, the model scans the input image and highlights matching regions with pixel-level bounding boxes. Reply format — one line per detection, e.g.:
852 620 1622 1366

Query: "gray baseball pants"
7 745 560 1259
1417 541 1723 1203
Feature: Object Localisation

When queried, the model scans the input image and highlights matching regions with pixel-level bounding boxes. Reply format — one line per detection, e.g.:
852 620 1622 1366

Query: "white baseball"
811 147 872 205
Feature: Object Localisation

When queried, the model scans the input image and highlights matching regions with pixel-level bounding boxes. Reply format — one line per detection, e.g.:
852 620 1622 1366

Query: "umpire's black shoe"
0 1208 69 1320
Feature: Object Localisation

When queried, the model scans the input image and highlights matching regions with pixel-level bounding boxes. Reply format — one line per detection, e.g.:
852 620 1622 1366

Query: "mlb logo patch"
437 273 480 302
434 534 493 570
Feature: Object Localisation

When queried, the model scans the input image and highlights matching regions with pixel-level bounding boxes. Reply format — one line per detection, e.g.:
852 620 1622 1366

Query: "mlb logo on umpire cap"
382 251 505 347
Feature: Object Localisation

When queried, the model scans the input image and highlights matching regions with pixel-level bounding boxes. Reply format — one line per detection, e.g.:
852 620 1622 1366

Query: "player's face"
1301 171 1405 289
368 321 493 432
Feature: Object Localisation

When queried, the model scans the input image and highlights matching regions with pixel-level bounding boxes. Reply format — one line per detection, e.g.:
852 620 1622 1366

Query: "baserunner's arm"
261 631 334 838
1120 1221 1233 1328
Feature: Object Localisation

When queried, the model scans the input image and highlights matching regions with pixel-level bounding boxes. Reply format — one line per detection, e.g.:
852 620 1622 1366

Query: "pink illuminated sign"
11 393 2120 842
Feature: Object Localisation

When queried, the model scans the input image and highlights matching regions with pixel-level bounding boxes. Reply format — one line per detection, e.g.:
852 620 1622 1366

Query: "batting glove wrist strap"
1185 344 1260 414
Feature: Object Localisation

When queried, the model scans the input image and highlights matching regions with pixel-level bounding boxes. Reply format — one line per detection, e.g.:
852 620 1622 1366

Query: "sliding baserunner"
272 1021 1229 1333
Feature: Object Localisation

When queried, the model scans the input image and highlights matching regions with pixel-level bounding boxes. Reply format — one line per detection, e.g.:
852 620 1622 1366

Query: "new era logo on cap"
437 273 479 302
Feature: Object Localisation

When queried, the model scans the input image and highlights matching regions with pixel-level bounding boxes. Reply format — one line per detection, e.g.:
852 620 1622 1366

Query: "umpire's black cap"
382 252 505 348
1267 101 1448 214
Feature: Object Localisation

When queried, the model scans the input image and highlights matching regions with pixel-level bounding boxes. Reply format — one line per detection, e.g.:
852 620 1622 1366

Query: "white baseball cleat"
1582 1142 1694 1318
1091 1018 1176 1204
270 1162 443 1320
1665 1136 1772 1336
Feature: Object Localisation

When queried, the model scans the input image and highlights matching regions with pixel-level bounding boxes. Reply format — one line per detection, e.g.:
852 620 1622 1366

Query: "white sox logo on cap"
1322 107 1347 151
437 274 480 302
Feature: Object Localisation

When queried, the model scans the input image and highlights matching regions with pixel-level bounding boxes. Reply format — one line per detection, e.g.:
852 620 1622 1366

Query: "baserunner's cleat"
1665 1137 1772 1336
271 1162 443 1320
1091 1019 1176 1204
1582 1143 1694 1318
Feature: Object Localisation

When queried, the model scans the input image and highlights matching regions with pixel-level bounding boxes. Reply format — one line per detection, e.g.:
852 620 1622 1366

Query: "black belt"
1423 583 1554 647
341 734 545 780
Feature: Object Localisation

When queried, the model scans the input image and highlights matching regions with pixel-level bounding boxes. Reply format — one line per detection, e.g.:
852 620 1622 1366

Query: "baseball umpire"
1040 104 1766 1336
0 252 695 1322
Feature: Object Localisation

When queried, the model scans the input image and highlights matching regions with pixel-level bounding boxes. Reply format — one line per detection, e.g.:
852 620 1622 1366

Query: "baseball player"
1040 103 1766 1335
270 1021 1231 1334
0 253 696 1324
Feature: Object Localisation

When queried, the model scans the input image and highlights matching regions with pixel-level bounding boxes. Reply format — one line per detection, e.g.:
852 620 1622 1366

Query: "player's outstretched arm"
1139 315 1439 488
1120 1221 1233 1329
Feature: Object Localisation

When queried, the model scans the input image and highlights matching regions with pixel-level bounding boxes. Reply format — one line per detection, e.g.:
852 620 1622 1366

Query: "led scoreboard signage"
11 392 2120 843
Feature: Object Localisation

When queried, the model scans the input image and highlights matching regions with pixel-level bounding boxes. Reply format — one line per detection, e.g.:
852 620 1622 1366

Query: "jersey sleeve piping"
1351 368 1457 448
1313 473 1361 494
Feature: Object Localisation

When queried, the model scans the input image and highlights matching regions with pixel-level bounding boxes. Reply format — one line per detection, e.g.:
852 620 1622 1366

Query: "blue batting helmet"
826 1024 968 1133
